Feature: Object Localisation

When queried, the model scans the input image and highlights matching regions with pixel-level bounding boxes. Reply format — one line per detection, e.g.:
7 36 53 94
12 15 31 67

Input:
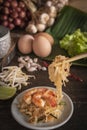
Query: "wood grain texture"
69 0 87 12
0 1 87 130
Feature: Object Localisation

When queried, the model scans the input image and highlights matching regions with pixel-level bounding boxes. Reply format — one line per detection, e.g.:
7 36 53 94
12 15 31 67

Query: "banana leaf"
45 6 87 66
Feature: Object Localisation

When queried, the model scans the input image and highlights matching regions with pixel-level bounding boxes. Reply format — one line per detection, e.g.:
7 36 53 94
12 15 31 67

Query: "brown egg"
35 32 54 46
33 35 52 58
18 34 34 54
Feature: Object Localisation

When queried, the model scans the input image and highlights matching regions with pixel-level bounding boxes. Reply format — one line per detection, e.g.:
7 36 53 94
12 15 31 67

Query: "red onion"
8 17 13 22
1 15 8 20
8 23 15 30
11 0 18 8
20 21 25 28
11 12 18 18
14 18 21 26
3 7 9 15
0 0 31 30
2 21 9 27
16 7 21 12
19 1 26 8
4 1 10 7
19 11 26 18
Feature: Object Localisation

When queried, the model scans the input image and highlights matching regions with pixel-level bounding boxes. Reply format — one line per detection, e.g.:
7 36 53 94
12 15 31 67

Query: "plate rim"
11 86 74 130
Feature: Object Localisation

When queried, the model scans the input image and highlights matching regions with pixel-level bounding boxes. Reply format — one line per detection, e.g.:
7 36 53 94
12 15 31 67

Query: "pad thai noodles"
18 55 71 124
18 87 65 124
48 55 71 102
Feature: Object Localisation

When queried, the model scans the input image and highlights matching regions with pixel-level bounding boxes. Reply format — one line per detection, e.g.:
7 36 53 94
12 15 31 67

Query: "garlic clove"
49 6 57 13
57 3 64 11
39 13 49 25
48 6 57 18
41 67 47 71
25 62 31 69
18 63 25 68
31 62 38 67
46 1 52 7
27 67 37 72
28 58 33 64
33 58 38 63
47 17 55 27
18 57 26 64
24 56 30 61
37 64 42 70
26 23 37 34
36 23 46 32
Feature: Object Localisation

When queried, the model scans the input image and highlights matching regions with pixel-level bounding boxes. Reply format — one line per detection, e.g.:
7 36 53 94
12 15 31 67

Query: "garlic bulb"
39 13 49 24
47 17 55 26
57 3 64 11
26 23 37 34
25 0 69 34
49 6 57 13
46 1 52 7
36 23 46 32
49 6 57 18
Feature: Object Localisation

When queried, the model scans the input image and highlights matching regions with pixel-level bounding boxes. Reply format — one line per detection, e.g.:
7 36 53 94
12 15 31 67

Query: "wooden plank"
69 0 87 12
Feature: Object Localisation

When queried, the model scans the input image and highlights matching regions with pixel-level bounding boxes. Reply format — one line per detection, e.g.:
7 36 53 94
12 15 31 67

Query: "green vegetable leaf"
45 6 87 66
60 29 87 56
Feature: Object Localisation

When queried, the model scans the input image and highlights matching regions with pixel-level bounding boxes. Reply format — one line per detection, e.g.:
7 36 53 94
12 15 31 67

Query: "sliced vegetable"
0 86 16 100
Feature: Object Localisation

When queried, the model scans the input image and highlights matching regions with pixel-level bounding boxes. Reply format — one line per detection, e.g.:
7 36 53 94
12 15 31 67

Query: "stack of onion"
0 0 31 30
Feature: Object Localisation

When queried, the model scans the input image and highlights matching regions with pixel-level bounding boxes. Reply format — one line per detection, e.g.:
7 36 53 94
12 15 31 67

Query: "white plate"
11 86 74 130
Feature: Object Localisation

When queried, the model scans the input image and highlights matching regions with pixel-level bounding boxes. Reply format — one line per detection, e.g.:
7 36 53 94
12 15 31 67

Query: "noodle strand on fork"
48 55 71 103
48 53 87 103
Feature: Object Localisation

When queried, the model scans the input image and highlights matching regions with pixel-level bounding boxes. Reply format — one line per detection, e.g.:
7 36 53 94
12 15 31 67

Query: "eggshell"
35 32 54 46
18 35 34 54
33 35 52 58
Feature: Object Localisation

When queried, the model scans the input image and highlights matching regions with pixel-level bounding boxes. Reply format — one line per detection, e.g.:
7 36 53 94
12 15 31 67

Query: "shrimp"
23 88 57 107
32 91 46 107
23 88 37 104
32 88 57 108
43 89 57 107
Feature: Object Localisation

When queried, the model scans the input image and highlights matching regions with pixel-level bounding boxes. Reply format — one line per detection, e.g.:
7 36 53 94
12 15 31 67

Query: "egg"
18 34 34 54
35 32 54 46
33 35 52 58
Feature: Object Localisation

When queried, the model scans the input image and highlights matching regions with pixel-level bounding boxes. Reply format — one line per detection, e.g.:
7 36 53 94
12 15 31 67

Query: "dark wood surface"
0 54 87 130
0 1 87 130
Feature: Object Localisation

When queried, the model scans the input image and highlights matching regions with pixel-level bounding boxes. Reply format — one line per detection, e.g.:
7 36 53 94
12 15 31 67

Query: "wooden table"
0 0 87 130
0 54 87 130
69 0 87 12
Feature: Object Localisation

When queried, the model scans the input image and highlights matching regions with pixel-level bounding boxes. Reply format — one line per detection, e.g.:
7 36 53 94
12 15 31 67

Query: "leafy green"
43 6 87 66
59 29 87 56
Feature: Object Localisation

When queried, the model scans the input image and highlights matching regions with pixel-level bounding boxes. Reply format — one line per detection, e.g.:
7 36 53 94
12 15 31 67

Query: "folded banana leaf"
45 6 87 66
